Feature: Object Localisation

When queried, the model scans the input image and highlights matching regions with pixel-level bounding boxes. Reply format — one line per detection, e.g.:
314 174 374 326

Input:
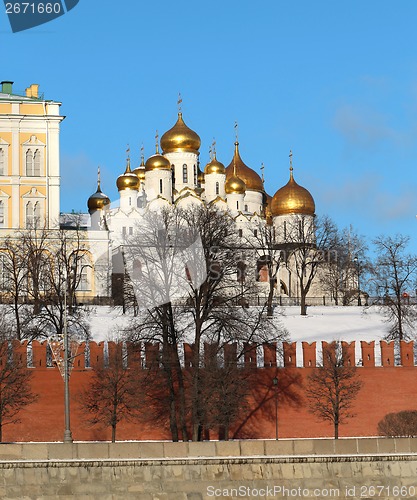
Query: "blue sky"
2 0 417 253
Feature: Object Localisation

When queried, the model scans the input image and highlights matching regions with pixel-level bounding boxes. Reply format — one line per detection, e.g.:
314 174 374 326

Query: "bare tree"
306 342 363 439
125 204 288 441
285 215 338 315
378 410 417 437
249 219 283 316
78 343 140 442
319 226 369 306
0 314 38 441
0 237 28 339
372 234 417 340
23 226 91 342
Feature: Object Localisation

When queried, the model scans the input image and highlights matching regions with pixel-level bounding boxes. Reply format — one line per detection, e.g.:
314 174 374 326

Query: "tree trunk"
14 298 21 340
334 421 339 439
111 424 116 443
191 324 203 441
267 278 274 317
166 305 188 441
300 292 307 316
160 309 179 442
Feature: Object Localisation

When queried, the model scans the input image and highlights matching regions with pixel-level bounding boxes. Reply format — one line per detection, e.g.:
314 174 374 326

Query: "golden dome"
133 154 146 182
271 168 315 216
225 174 246 194
145 143 171 171
160 112 201 154
204 152 226 175
226 142 263 192
116 158 140 191
88 168 110 211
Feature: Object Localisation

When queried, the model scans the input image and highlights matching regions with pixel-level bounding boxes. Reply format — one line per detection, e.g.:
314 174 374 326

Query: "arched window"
237 261 247 283
0 149 4 176
132 259 142 280
193 164 197 185
75 256 92 292
244 204 248 212
34 202 41 225
33 150 41 176
26 150 34 176
159 178 163 194
283 221 287 240
182 164 188 183
26 202 33 228
215 182 219 195
25 201 41 228
0 200 4 227
236 201 239 210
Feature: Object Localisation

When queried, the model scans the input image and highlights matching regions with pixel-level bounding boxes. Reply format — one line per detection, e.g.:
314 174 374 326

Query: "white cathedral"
86 110 318 303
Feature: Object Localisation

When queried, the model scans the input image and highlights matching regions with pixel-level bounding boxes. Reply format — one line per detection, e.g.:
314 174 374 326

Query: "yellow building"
0 80 64 231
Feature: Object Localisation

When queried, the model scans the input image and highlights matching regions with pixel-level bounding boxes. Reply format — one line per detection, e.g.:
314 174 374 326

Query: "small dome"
204 152 226 175
271 168 315 216
160 112 201 154
145 143 171 171
116 158 140 191
133 154 146 182
225 174 246 194
226 142 263 192
88 171 110 211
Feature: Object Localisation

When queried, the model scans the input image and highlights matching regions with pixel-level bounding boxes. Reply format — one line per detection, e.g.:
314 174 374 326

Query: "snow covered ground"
88 304 389 343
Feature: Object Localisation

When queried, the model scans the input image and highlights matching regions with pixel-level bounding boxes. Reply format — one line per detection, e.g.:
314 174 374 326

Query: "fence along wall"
12 339 417 370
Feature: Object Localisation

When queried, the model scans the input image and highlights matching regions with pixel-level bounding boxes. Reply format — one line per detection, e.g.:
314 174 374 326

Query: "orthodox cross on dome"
97 166 101 189
234 121 239 142
212 138 216 158
140 143 145 164
289 150 293 171
208 145 212 161
126 145 131 171
155 130 159 153
260 162 265 184
177 93 182 113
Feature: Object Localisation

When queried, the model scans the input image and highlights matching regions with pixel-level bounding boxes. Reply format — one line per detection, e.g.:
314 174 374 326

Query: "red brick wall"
5 341 417 442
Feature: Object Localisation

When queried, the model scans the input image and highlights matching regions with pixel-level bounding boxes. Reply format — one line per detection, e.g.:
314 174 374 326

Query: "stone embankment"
0 438 416 499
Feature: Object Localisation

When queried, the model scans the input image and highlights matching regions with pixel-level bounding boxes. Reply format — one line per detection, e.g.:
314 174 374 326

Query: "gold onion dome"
271 165 315 217
133 153 146 182
88 168 110 211
204 152 226 175
116 158 140 191
225 174 246 194
226 142 263 192
160 112 201 154
145 143 171 171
